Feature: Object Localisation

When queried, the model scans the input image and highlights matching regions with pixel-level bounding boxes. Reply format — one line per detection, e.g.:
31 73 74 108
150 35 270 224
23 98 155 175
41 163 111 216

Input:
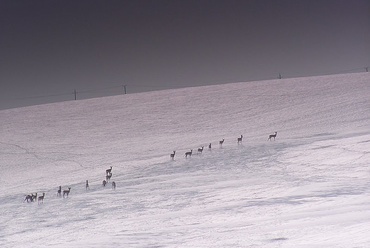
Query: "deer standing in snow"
63 188 71 198
112 181 116 190
237 135 243 144
57 186 62 197
24 194 33 203
268 132 278 141
38 193 45 204
185 150 193 158
219 139 225 147
197 146 204 154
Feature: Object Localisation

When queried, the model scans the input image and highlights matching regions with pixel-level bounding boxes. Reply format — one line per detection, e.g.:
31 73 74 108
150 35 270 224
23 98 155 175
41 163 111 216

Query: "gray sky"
1 0 369 110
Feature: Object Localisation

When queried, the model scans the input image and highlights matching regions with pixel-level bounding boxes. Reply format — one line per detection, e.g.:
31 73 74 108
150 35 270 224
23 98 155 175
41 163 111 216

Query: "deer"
102 180 107 187
237 135 243 144
86 180 89 190
170 151 176 160
106 166 112 175
208 143 212 149
106 172 112 182
38 193 45 204
268 132 278 141
57 186 62 197
112 181 116 190
219 139 225 147
24 194 33 203
197 146 204 154
185 149 193 158
30 193 38 202
63 187 71 198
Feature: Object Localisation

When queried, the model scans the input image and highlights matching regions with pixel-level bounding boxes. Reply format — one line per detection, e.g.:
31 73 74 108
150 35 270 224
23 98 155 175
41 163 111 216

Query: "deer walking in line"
102 180 107 187
237 135 243 144
219 139 225 147
197 146 204 154
268 132 278 141
57 186 62 197
106 166 112 175
112 181 116 190
208 143 212 150
63 188 71 198
38 193 45 204
170 151 176 160
185 150 193 158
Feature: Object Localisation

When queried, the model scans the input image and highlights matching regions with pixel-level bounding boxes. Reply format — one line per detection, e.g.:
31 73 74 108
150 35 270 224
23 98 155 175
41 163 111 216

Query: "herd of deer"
23 193 43 204
24 132 277 204
24 186 73 205
171 132 277 160
24 166 117 205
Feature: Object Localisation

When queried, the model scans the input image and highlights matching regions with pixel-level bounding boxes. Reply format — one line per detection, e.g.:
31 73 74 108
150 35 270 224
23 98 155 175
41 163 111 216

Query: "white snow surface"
1 73 370 248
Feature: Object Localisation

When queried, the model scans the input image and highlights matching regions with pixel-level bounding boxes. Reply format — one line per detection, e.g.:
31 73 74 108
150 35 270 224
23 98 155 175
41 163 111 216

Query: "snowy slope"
0 73 369 247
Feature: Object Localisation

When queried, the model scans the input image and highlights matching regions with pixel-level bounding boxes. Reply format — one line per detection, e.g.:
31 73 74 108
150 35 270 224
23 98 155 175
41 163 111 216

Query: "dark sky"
1 0 369 109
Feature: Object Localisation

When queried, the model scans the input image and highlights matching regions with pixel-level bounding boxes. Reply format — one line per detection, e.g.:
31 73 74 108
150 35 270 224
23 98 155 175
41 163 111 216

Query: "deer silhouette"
197 146 204 154
63 188 71 198
38 193 45 204
268 132 278 141
24 194 33 203
57 186 62 197
185 150 193 158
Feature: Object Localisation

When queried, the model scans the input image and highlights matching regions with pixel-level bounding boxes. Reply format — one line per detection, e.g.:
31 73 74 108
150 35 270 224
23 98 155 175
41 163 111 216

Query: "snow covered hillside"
1 73 369 247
